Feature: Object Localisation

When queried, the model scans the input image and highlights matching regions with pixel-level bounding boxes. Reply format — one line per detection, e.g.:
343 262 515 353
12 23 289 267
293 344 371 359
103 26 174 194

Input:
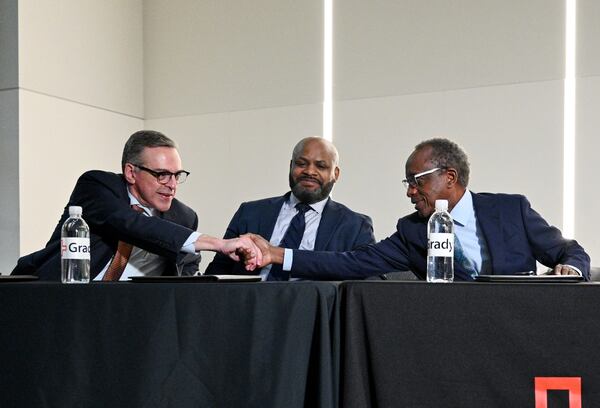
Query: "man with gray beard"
206 136 375 280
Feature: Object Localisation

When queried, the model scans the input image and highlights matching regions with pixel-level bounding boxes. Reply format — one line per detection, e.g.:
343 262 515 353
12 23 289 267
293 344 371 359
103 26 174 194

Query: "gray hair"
415 138 470 186
121 130 177 171
291 136 339 166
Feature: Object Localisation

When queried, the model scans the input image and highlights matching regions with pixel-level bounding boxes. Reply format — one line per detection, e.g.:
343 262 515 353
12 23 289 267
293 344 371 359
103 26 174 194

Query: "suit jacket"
12 170 201 280
205 192 376 275
291 192 591 281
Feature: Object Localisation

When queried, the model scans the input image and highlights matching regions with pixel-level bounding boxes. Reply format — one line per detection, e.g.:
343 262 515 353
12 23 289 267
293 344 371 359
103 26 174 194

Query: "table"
0 281 338 408
339 281 600 407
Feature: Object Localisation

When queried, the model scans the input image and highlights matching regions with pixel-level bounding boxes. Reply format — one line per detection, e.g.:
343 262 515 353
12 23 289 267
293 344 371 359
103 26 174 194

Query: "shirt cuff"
181 231 201 254
283 248 293 271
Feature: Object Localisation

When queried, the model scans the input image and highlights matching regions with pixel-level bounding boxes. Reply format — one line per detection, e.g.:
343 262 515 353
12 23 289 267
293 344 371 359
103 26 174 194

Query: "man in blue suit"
205 136 376 280
245 138 590 281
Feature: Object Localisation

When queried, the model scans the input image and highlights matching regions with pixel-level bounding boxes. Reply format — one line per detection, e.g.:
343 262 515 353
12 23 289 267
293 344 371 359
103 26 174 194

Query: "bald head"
291 137 339 167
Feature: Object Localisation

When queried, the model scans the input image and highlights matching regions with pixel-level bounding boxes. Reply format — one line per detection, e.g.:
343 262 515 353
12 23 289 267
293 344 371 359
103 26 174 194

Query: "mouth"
157 191 174 200
412 199 425 212
298 177 321 188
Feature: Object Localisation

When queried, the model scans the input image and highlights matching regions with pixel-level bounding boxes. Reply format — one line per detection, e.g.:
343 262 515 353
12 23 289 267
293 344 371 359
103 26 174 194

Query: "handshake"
211 234 283 271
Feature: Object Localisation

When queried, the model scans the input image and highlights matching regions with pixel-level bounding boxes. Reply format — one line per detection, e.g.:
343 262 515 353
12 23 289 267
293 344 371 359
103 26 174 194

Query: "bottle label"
428 233 454 257
61 237 91 260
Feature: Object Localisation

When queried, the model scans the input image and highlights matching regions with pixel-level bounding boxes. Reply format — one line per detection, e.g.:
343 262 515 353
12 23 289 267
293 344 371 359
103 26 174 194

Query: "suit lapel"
315 198 341 250
260 194 288 241
472 192 504 273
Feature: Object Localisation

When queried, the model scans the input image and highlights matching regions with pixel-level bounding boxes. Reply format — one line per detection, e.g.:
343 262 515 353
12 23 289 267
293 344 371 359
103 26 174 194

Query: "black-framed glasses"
402 167 445 189
134 165 190 184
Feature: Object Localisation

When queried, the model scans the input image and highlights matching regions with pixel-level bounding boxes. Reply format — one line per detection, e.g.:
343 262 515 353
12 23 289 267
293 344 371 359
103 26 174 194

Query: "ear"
334 166 340 181
445 167 459 188
123 163 137 184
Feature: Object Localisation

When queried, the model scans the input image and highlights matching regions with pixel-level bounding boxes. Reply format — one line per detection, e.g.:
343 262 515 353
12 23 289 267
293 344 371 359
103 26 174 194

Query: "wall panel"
144 0 323 118
146 103 322 272
19 91 143 255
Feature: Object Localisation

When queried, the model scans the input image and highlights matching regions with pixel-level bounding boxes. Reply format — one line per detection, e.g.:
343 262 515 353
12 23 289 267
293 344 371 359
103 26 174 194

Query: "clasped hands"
221 233 281 271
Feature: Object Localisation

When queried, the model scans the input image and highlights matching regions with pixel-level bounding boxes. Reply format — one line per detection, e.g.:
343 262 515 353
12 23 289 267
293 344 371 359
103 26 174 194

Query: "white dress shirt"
94 189 200 280
261 194 328 281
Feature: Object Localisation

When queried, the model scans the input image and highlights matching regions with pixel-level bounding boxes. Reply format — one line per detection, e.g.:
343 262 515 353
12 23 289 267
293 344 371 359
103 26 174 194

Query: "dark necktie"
103 205 145 281
454 235 478 281
267 203 313 281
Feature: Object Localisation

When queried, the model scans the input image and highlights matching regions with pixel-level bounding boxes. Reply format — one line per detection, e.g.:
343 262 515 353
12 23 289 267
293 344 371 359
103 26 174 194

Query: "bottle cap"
435 199 448 211
68 206 83 216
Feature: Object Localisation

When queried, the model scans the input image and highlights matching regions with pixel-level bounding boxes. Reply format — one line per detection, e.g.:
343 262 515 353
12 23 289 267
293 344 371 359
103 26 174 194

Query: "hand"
240 233 284 267
220 236 263 271
549 264 580 276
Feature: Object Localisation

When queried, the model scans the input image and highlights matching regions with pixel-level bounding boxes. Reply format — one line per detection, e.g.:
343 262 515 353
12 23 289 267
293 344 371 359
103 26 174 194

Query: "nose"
405 184 417 198
303 163 318 176
165 174 177 189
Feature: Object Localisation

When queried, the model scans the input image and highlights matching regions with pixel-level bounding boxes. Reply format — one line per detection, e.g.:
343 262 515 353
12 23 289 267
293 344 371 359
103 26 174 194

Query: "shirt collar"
450 189 474 227
127 188 155 216
289 193 328 214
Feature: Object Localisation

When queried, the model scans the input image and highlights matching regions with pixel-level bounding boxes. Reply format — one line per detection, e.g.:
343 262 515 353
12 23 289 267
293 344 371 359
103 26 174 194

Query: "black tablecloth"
0 281 338 408
339 281 600 408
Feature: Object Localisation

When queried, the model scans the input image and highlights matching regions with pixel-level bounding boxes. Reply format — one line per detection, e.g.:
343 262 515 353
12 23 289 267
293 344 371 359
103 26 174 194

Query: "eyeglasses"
134 165 190 184
402 167 444 189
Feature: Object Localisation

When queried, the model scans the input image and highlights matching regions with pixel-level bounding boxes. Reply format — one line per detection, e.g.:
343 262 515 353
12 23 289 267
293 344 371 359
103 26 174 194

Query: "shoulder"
236 194 288 211
327 199 373 223
397 211 425 227
395 211 427 237
78 170 124 185
472 191 530 208
73 170 127 197
169 198 198 221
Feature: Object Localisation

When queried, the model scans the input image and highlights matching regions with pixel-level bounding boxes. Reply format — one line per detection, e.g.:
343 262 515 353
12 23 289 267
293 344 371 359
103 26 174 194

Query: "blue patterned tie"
454 235 478 280
267 203 313 281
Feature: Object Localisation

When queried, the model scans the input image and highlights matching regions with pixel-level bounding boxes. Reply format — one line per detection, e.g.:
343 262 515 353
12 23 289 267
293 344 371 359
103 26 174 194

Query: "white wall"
575 0 600 264
0 90 19 274
18 0 144 117
0 0 20 274
143 0 323 118
6 0 599 270
0 0 18 91
144 0 323 271
18 91 143 255
17 0 144 256
334 81 564 239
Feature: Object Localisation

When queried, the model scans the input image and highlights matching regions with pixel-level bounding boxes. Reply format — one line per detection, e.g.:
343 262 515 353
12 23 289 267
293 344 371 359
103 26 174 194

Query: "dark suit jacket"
291 192 591 281
205 192 375 275
12 170 201 280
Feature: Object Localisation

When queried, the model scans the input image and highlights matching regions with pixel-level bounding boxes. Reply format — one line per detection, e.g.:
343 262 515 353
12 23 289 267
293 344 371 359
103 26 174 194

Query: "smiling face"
288 138 340 204
405 146 455 218
123 146 182 212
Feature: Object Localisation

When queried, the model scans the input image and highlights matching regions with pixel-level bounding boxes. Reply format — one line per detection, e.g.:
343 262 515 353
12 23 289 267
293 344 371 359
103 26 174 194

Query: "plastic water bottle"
427 199 454 282
61 206 90 283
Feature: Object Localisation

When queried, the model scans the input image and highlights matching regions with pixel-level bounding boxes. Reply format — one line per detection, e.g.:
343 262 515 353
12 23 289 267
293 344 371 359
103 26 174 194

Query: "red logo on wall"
535 377 581 408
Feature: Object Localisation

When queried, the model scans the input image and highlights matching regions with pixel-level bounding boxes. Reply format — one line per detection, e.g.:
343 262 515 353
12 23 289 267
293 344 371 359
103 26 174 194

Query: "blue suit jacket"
291 192 591 281
12 170 200 280
205 193 376 275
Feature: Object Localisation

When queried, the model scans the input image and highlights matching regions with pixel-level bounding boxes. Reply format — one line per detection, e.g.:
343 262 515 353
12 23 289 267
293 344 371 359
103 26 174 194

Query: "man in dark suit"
206 136 375 280
245 138 590 281
12 130 261 281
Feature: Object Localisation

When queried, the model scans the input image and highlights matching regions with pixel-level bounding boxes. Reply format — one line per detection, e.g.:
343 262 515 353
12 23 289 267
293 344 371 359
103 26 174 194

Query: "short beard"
289 174 335 204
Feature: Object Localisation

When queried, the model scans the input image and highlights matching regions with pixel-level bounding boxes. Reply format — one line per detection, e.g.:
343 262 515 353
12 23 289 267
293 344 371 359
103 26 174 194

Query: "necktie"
103 205 145 281
267 203 313 281
454 235 478 280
